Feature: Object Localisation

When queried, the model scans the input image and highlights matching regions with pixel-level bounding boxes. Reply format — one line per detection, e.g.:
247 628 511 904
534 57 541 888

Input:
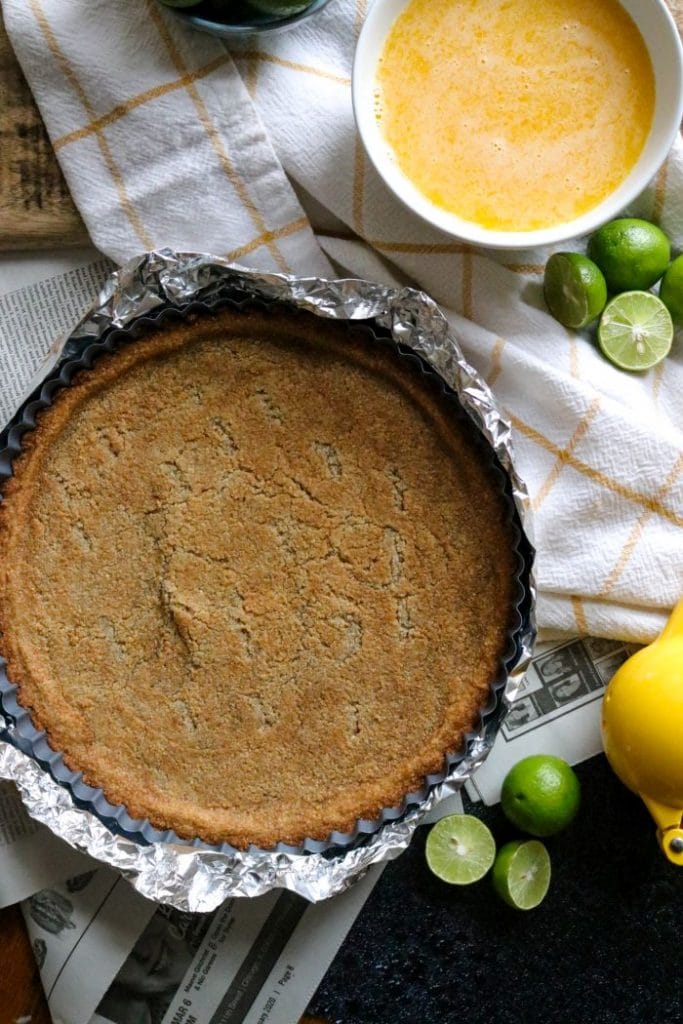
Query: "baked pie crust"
0 308 515 848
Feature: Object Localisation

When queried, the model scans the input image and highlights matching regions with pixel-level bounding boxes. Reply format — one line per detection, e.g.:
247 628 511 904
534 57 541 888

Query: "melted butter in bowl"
354 0 683 248
376 0 654 232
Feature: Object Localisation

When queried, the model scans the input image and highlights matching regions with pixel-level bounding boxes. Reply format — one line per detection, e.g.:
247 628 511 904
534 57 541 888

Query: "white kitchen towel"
2 0 332 275
3 0 683 642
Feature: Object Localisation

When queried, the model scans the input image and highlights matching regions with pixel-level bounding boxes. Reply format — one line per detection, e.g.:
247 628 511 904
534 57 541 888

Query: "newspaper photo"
21 864 386 1024
22 866 158 1024
466 634 638 804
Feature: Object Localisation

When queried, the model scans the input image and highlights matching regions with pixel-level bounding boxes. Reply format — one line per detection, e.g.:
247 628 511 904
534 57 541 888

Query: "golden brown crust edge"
0 306 517 848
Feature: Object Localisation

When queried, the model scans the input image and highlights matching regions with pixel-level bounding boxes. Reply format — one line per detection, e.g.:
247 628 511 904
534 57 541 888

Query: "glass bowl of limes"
158 0 334 37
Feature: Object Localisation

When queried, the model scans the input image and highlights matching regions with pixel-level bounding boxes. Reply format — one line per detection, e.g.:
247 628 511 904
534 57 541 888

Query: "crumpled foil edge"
0 250 536 910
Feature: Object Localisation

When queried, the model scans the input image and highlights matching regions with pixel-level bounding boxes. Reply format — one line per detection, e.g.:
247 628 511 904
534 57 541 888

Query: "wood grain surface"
0 7 88 249
0 904 53 1024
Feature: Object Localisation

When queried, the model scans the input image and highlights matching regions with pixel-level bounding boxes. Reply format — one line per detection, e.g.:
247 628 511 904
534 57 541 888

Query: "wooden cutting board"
0 3 681 250
0 8 89 249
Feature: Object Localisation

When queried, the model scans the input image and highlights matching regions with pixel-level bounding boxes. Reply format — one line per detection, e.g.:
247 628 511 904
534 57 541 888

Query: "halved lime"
492 839 551 910
543 252 607 329
425 814 496 885
597 291 673 371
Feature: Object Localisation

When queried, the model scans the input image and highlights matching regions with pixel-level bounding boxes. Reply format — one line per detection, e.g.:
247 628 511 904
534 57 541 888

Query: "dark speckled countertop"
306 755 682 1024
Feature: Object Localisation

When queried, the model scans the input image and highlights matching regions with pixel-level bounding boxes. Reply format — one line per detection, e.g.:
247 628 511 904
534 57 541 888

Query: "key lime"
543 252 607 329
659 253 683 325
425 814 496 885
587 218 670 292
492 840 551 910
248 0 313 12
501 754 580 837
597 291 673 371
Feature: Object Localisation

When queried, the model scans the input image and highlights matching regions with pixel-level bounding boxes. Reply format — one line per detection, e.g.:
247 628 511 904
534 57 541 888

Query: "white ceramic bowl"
353 0 683 249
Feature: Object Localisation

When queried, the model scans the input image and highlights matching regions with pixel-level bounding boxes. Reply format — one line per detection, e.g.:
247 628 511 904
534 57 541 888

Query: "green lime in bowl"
157 0 334 37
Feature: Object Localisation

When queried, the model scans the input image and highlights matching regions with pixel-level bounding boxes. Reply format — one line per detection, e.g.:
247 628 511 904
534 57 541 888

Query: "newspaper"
21 866 157 1024
0 248 113 423
0 780 96 908
18 786 464 1024
466 634 638 804
0 253 630 1024
21 863 386 1024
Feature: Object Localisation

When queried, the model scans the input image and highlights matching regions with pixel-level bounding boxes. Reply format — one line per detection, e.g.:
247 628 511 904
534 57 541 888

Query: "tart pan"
0 290 532 857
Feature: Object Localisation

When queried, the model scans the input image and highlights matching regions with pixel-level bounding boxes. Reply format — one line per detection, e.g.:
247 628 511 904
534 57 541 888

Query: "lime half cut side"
492 840 551 910
597 291 673 371
425 814 496 885
543 252 607 330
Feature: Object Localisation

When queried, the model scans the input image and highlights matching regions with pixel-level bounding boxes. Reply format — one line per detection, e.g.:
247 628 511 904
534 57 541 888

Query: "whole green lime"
659 253 683 325
587 218 671 293
248 0 312 12
543 252 607 329
501 754 581 837
158 0 202 7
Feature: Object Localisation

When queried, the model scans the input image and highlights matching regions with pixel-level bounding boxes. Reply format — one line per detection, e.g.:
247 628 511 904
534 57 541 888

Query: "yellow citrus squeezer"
601 599 683 865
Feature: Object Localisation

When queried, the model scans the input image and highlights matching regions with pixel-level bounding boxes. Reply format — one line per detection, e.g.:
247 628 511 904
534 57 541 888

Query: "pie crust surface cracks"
0 309 515 847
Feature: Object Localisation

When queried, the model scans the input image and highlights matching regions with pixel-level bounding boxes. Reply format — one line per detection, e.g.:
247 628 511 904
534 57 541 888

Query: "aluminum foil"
0 250 536 911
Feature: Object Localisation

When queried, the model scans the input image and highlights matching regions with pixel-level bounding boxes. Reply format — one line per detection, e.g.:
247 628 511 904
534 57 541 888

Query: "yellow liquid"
375 0 655 231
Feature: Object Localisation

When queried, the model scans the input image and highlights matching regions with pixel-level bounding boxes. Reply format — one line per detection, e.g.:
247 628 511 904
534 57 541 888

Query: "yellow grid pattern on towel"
28 0 154 251
145 0 290 273
15 0 326 273
52 54 232 151
511 414 683 531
